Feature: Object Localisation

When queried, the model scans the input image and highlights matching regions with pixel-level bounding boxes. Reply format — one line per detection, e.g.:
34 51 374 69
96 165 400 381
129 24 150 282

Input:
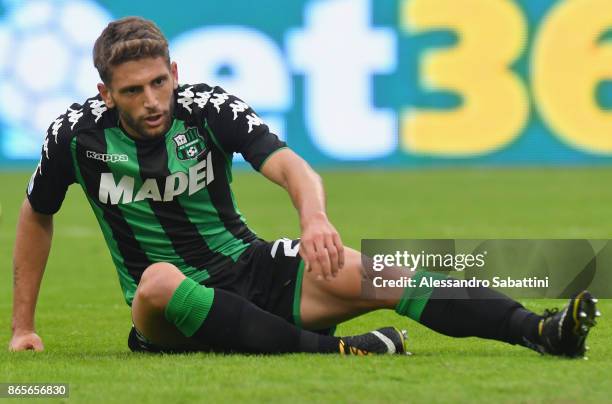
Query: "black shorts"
128 238 333 353
202 238 306 327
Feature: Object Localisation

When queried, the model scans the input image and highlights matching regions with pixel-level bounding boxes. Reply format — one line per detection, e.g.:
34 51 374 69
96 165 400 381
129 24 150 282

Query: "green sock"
395 271 447 322
164 277 215 337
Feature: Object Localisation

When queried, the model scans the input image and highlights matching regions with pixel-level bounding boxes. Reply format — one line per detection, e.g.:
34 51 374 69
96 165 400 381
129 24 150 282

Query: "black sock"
192 288 339 354
419 286 542 346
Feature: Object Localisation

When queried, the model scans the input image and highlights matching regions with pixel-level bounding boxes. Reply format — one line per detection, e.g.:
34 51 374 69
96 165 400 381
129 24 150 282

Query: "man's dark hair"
93 16 170 84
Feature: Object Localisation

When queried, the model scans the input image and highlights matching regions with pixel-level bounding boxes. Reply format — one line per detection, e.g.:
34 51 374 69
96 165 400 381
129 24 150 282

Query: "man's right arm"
10 109 76 352
9 199 53 352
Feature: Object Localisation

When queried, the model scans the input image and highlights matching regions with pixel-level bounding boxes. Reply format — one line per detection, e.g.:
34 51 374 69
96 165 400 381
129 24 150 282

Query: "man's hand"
259 149 345 280
299 212 345 280
9 331 44 352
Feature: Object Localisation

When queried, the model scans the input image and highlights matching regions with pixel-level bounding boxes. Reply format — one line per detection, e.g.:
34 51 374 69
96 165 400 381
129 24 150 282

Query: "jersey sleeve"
203 88 287 171
26 114 76 215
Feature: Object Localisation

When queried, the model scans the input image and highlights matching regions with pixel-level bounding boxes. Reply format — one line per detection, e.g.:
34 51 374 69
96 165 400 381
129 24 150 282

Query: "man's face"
98 57 178 140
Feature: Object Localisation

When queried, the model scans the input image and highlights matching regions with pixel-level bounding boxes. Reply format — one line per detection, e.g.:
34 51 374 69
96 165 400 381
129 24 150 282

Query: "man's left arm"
201 88 343 278
260 149 344 280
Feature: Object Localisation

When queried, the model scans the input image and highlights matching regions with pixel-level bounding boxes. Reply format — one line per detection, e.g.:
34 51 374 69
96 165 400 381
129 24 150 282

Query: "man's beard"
119 98 175 140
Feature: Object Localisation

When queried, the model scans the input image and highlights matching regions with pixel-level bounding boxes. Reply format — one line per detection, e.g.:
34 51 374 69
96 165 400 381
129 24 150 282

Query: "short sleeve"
204 88 287 171
26 114 76 214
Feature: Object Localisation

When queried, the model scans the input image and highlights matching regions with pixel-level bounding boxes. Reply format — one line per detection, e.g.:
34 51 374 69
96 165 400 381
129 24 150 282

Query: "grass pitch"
0 167 610 403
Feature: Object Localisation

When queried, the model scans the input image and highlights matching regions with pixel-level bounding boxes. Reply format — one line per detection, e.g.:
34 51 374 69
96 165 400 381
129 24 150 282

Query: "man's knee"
135 262 186 311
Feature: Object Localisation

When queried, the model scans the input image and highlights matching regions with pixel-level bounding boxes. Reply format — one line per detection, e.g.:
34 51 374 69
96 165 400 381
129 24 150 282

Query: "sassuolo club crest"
172 127 206 160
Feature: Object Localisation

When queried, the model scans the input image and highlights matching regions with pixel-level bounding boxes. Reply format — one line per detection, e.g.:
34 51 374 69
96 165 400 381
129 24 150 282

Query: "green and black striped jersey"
27 83 287 305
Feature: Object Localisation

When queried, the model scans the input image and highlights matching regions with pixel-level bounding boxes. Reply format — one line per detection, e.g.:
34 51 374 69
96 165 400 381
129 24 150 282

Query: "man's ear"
97 82 115 108
171 61 179 90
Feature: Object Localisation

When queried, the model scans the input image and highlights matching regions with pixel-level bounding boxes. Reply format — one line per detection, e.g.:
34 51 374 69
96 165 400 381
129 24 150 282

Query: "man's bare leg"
299 248 395 329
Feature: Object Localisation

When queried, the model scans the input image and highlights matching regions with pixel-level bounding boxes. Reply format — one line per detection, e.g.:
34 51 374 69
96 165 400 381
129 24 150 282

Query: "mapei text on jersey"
98 153 214 205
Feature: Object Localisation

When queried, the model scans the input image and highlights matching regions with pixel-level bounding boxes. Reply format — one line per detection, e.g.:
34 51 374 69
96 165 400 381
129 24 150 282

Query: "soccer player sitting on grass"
10 17 599 357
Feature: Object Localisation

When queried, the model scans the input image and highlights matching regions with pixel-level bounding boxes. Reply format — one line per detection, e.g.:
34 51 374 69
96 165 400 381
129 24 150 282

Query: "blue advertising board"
1 0 611 167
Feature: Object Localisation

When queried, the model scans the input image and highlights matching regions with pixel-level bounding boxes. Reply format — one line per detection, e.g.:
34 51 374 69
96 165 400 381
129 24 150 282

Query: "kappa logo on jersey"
51 117 63 143
87 151 129 163
173 127 206 160
88 99 107 123
67 107 83 130
98 151 215 205
177 86 265 134
177 86 213 113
